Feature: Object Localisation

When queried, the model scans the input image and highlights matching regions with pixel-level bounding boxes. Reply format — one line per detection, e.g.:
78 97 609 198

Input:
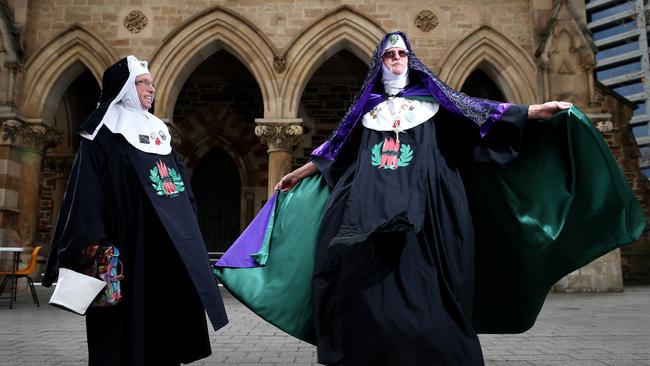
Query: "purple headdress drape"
311 31 512 161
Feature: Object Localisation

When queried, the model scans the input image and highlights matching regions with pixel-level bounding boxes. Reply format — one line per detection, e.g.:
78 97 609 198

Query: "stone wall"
19 1 535 71
598 89 650 283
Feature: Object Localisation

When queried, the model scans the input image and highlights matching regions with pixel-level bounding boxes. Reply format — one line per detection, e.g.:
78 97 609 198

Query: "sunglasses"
382 49 410 59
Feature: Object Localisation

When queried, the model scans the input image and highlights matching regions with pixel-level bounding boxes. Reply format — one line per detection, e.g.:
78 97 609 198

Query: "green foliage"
397 144 414 167
371 142 382 166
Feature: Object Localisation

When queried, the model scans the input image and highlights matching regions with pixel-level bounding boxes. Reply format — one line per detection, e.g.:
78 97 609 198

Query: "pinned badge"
139 135 150 144
405 111 415 122
158 130 167 141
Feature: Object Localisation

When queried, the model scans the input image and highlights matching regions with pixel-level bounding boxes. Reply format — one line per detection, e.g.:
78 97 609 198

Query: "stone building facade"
0 0 647 288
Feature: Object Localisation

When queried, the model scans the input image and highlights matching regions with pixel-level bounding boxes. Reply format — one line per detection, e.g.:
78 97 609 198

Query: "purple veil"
311 31 512 161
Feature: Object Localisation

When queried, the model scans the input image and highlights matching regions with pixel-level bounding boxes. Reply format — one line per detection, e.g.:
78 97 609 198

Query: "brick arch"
174 103 267 188
149 6 278 122
21 24 117 123
438 25 538 104
280 6 386 118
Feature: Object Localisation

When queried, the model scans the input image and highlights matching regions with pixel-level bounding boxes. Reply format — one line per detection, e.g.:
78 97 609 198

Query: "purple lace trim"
311 31 512 161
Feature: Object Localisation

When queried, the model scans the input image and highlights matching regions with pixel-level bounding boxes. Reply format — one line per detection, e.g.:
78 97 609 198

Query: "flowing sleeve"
311 124 363 188
42 140 107 287
436 103 530 168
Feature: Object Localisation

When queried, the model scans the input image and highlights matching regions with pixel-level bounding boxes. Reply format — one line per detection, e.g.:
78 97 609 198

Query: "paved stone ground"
1 285 649 365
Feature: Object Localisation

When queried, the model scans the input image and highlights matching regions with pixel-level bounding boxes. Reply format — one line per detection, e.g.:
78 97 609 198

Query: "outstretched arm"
528 101 573 119
275 161 319 192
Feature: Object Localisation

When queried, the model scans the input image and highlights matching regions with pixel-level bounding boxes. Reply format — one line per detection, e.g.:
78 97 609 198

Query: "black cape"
311 104 529 365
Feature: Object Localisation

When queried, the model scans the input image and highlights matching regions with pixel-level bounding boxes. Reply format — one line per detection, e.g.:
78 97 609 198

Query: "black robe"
43 127 228 365
312 105 528 365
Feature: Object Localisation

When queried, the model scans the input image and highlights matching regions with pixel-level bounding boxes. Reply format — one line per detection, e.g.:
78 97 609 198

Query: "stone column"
0 120 22 253
19 122 62 246
0 63 20 116
5 63 18 106
254 118 303 197
1 119 62 247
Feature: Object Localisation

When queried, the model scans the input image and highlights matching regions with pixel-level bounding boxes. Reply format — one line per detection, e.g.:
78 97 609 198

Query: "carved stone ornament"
123 10 148 34
274 56 286 73
415 10 438 32
1 119 63 150
595 121 613 133
255 124 303 152
1 119 22 141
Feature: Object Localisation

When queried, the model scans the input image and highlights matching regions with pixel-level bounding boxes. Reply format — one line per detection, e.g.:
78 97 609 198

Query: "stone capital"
254 118 303 153
1 119 63 151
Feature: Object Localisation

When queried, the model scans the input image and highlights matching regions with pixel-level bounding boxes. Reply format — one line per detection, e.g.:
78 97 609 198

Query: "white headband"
123 56 151 111
383 34 407 52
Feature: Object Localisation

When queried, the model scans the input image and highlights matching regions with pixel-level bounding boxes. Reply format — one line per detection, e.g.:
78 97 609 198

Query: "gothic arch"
174 103 267 187
149 6 278 121
281 6 386 117
21 24 117 122
438 25 538 104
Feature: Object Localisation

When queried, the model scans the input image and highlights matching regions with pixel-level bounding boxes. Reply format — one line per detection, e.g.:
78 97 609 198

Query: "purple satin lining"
481 102 512 137
215 193 278 268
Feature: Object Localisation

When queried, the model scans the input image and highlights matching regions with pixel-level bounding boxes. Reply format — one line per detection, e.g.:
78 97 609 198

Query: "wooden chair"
0 246 42 307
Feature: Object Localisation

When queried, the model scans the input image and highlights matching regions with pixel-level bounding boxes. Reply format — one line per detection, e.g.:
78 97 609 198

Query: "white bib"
103 103 172 155
362 98 439 132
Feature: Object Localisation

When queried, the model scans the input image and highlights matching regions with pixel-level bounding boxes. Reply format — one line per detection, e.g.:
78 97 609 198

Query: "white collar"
80 55 172 155
362 98 439 133
105 102 172 154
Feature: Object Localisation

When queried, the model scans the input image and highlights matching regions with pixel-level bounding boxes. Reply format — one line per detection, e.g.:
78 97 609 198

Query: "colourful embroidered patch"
371 137 414 170
149 160 185 197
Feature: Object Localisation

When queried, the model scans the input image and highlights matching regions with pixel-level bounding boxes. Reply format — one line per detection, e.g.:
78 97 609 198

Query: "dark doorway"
298 49 367 166
191 148 241 254
460 69 506 102
53 68 101 152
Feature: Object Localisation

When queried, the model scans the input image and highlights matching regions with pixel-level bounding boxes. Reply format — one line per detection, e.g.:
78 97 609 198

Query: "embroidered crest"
149 160 185 197
139 134 150 144
371 137 414 170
